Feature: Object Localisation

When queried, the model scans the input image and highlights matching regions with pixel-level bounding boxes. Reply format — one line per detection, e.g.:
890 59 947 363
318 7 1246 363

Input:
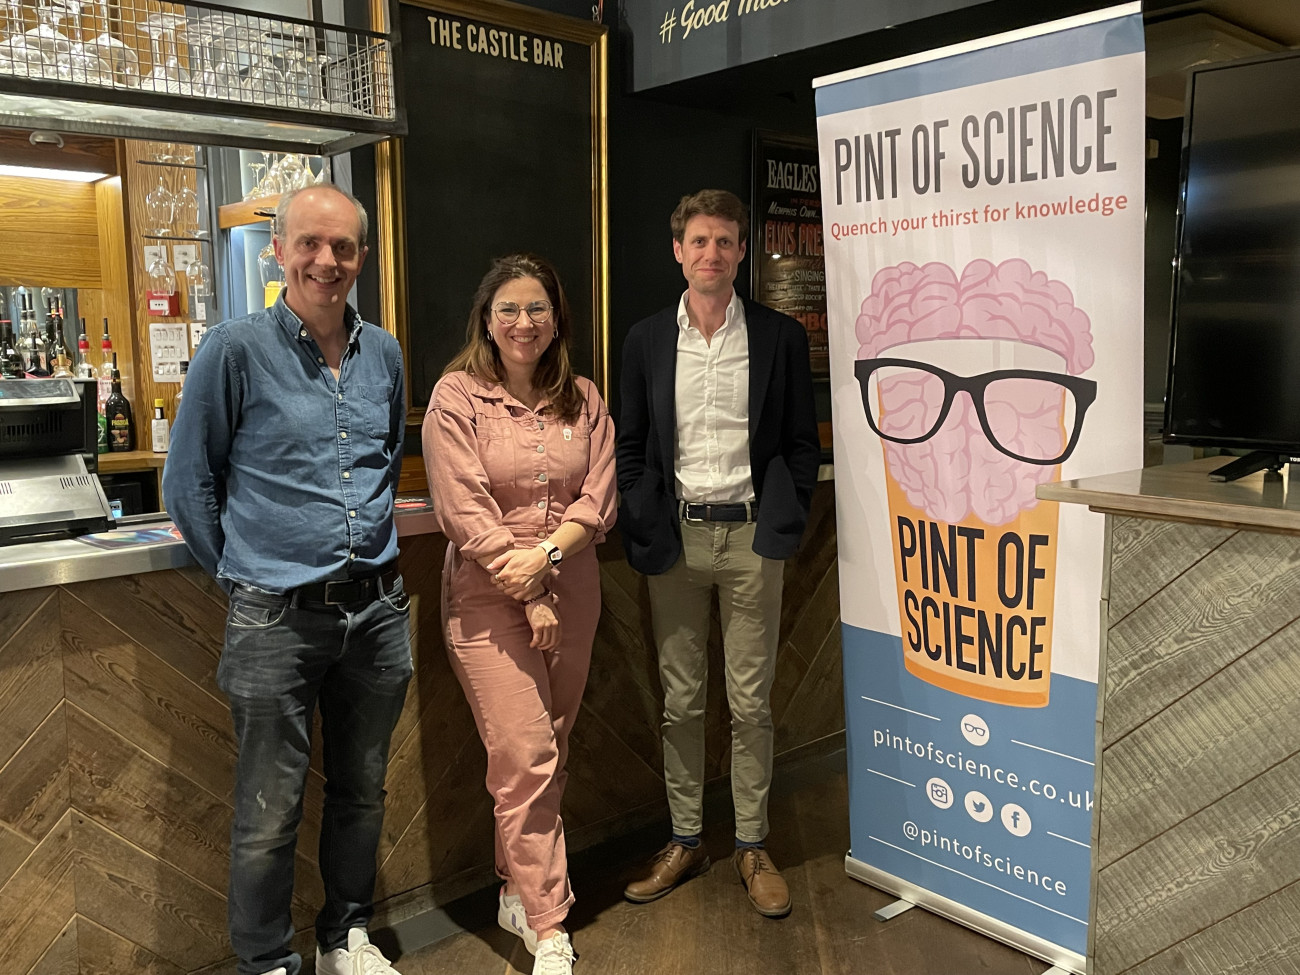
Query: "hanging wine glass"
139 11 189 94
243 34 287 106
186 16 239 100
187 259 213 298
257 241 282 287
259 151 282 196
0 1 48 78
24 0 71 63
314 156 332 185
144 174 174 236
147 252 178 296
58 0 108 84
81 0 137 88
275 152 308 192
243 161 265 202
174 183 200 237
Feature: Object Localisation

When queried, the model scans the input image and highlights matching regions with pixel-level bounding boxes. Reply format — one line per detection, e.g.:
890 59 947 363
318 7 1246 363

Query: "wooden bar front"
1039 459 1300 975
0 482 841 973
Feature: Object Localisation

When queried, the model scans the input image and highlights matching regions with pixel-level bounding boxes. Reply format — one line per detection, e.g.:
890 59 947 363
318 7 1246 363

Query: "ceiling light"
0 164 106 182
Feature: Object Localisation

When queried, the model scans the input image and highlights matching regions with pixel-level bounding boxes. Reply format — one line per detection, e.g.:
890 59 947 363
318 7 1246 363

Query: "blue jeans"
217 577 413 975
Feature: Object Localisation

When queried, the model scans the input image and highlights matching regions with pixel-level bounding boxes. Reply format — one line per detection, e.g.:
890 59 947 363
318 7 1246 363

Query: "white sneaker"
315 928 401 975
498 886 539 955
260 970 288 975
532 932 576 975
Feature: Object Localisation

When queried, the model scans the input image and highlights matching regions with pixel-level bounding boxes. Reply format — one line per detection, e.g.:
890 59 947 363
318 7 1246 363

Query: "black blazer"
616 298 821 576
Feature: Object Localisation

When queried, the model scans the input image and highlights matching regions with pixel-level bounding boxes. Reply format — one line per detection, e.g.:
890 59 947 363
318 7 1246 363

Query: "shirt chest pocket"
475 412 517 487
559 417 592 485
355 383 395 440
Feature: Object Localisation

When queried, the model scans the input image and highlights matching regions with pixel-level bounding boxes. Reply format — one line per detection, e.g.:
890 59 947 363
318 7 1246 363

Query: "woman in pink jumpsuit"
423 254 616 975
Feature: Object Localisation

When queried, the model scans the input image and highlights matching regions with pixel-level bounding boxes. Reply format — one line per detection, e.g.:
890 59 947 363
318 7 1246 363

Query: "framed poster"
376 0 609 416
751 130 829 376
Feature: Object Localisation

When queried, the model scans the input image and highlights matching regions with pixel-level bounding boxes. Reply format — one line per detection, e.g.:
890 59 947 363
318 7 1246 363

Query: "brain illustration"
856 259 1095 525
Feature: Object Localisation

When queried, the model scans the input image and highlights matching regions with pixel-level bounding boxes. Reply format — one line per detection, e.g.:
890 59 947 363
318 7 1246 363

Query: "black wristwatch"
539 540 563 566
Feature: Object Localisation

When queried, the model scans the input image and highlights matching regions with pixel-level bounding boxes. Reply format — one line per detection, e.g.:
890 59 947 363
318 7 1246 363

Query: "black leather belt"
294 565 399 607
679 501 755 523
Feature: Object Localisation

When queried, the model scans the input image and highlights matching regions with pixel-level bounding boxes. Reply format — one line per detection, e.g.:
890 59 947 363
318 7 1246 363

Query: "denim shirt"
163 296 406 593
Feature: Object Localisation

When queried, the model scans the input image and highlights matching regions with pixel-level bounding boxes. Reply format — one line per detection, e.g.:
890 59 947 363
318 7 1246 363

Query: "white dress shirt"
673 290 755 503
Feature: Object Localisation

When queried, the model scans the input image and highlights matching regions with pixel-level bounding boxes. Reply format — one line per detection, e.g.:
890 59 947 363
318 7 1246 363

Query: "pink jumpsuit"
423 372 617 930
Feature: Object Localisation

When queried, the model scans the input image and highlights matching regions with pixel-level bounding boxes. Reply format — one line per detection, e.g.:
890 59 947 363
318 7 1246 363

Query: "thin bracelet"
522 588 552 606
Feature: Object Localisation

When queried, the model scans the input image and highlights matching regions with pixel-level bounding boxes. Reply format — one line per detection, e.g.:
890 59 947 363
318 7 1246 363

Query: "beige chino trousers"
647 519 785 843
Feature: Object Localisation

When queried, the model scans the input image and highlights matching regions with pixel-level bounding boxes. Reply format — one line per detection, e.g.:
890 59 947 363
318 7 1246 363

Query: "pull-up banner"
620 0 987 92
814 6 1144 970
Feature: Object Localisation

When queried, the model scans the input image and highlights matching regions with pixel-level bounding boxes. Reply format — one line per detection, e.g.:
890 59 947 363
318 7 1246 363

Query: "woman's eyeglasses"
493 300 554 325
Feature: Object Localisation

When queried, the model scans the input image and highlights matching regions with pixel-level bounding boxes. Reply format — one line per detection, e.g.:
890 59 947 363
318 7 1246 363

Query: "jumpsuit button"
538 473 548 483
537 530 547 538
537 444 545 454
537 500 546 509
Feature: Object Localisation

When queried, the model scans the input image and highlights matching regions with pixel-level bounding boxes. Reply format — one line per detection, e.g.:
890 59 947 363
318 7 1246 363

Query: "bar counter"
0 480 842 973
1039 457 1300 975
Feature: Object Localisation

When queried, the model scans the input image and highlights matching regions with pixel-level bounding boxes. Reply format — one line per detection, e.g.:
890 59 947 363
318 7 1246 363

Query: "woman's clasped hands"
487 546 562 650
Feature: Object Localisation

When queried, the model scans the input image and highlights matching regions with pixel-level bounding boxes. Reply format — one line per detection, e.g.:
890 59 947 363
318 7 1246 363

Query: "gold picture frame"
373 0 609 420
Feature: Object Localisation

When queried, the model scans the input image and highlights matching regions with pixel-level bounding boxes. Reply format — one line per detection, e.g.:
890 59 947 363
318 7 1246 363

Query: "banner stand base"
845 854 1086 975
872 899 915 922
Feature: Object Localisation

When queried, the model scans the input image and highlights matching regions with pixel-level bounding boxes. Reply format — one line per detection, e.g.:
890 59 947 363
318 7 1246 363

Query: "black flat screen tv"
1164 49 1300 481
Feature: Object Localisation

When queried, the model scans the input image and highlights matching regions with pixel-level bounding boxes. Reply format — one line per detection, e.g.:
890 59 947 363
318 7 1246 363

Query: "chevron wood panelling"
1093 514 1300 975
0 480 842 972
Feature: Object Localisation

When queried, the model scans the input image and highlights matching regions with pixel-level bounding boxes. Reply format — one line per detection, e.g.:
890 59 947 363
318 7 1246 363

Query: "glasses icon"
493 300 553 325
963 722 987 737
854 357 1097 466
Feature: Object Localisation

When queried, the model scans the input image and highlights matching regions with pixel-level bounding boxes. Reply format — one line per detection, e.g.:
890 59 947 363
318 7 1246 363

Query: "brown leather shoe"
623 841 711 903
733 847 791 918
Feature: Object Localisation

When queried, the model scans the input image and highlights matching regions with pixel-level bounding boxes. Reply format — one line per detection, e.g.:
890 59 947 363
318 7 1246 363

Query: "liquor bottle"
75 322 95 380
46 300 71 377
22 300 50 377
97 319 114 411
96 320 114 453
105 353 135 452
150 399 169 453
0 320 25 378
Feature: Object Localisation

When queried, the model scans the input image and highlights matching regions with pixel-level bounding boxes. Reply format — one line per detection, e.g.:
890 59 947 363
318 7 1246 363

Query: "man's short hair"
670 189 749 244
274 184 370 249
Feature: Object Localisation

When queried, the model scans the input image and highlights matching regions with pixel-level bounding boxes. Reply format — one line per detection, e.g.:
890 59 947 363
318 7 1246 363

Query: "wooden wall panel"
1119 881 1300 975
0 177 101 288
0 589 63 773
0 704 68 844
1107 517 1232 621
75 916 185 975
0 811 76 973
73 817 229 969
1098 617 1300 867
60 588 237 801
1102 525 1300 746
1094 516 1300 975
27 917 78 975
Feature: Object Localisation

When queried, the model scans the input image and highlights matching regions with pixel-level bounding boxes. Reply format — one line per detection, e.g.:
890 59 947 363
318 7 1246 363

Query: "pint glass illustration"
855 259 1097 707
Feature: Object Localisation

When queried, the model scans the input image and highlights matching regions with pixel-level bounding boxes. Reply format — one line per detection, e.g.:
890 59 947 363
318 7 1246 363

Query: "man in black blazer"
617 189 820 918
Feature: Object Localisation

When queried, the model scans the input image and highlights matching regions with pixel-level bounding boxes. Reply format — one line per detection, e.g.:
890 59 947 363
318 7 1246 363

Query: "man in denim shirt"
164 184 411 975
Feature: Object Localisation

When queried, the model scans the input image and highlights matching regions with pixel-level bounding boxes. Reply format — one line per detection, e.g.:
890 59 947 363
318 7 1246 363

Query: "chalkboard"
387 0 608 411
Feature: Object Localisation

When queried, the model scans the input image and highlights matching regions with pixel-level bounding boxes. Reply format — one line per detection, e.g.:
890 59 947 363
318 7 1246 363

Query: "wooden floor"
383 750 1052 975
